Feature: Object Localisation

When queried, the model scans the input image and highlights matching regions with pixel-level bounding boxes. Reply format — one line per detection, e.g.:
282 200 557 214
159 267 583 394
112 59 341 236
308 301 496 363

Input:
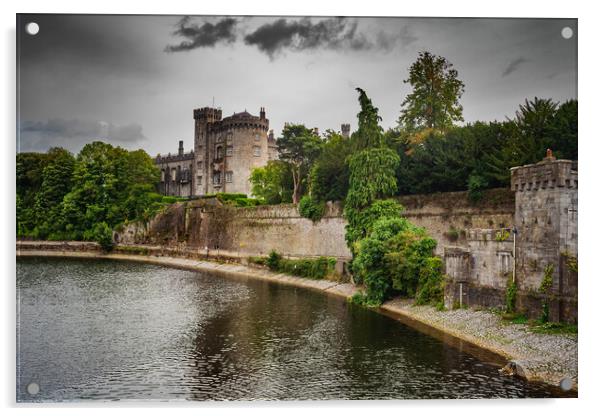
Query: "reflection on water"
17 257 569 401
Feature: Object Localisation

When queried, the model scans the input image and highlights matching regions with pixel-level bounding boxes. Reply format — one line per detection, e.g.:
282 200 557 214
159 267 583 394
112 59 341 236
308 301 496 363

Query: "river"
16 257 567 401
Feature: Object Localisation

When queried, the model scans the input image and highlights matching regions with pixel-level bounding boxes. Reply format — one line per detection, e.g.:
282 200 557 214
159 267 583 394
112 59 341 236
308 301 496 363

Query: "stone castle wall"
117 156 577 322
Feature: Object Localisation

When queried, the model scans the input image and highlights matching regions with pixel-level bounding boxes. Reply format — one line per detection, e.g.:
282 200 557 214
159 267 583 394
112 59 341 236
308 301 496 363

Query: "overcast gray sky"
17 14 577 155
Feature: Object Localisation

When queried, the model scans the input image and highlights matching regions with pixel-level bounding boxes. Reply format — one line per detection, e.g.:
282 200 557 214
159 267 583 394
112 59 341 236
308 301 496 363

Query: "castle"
156 107 278 197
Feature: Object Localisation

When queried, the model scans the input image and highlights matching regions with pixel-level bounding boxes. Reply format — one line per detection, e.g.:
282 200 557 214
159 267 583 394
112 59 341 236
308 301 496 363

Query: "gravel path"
381 298 577 390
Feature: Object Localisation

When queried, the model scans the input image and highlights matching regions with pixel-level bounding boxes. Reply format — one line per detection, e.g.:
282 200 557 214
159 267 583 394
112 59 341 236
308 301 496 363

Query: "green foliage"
298 195 325 222
16 141 161 242
445 226 460 242
563 253 578 274
415 257 445 305
277 124 323 204
346 148 400 210
505 277 518 313
263 250 337 280
266 250 282 270
345 199 404 250
540 264 554 294
531 322 577 335
350 205 443 306
495 229 511 242
214 193 263 207
92 222 114 252
249 160 294 204
247 256 267 266
309 130 351 202
398 51 465 133
467 173 488 203
539 264 554 323
353 87 385 149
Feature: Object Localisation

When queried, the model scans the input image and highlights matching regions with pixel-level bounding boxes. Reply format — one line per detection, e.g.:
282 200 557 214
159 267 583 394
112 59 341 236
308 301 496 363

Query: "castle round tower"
193 106 270 196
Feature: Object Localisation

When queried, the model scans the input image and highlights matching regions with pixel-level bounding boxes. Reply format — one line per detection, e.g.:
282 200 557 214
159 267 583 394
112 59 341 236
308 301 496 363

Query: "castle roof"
230 110 255 119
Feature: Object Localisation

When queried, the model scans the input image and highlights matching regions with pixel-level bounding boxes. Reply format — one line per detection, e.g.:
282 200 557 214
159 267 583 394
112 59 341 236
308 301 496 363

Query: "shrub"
351 210 443 306
505 277 517 313
495 229 510 242
93 222 114 252
266 250 282 270
298 195 326 222
444 227 460 242
467 173 488 203
248 256 267 266
262 250 337 280
415 257 445 305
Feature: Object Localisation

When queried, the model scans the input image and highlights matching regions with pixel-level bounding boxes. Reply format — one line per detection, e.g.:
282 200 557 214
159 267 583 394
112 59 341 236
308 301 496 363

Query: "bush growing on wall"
298 195 326 222
261 250 337 280
350 203 444 306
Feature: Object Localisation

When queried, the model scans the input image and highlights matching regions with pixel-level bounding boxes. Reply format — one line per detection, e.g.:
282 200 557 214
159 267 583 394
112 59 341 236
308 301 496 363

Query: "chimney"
313 127 319 136
260 107 266 120
341 123 351 138
178 140 184 156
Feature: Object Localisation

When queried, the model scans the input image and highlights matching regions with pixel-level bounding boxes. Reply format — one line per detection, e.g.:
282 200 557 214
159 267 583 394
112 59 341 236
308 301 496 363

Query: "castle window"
253 146 261 157
197 161 202 170
225 171 233 183
216 135 223 143
171 168 177 181
226 132 233 143
197 175 202 185
226 146 233 156
254 133 260 141
160 169 165 182
213 172 221 185
216 146 223 159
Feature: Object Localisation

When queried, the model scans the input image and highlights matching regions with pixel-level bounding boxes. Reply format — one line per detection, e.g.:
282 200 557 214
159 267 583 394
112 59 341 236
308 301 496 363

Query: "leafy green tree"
17 152 49 235
351 202 443 306
353 88 385 150
249 160 293 204
58 141 159 240
398 51 465 133
33 148 76 239
346 148 400 211
546 99 577 160
276 124 322 204
344 88 401 255
309 130 351 202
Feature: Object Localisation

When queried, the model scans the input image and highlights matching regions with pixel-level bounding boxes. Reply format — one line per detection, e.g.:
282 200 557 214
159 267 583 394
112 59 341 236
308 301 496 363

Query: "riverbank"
16 241 577 393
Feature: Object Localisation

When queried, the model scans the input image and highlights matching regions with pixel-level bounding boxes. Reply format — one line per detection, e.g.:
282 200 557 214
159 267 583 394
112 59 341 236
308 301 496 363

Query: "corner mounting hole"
559 377 573 391
25 22 39 36
27 382 40 395
561 27 573 39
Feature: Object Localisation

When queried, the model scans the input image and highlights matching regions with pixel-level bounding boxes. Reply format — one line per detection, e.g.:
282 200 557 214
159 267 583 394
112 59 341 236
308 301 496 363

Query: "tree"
344 88 400 252
353 88 384 150
33 148 76 238
398 51 465 133
309 130 351 202
249 160 294 204
548 99 577 160
276 124 322 204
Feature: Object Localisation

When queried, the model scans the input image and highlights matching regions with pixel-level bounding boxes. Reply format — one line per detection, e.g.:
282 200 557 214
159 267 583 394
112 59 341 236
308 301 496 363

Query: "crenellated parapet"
193 107 222 123
155 151 194 164
208 113 269 133
510 150 578 192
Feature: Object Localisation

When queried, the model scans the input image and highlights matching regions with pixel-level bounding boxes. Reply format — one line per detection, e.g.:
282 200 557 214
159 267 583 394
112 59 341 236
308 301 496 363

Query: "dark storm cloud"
502 57 528 77
165 16 238 52
20 119 146 152
243 17 373 58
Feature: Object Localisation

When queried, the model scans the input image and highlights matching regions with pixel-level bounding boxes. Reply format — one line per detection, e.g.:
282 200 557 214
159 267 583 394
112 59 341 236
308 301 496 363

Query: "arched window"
216 146 223 159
